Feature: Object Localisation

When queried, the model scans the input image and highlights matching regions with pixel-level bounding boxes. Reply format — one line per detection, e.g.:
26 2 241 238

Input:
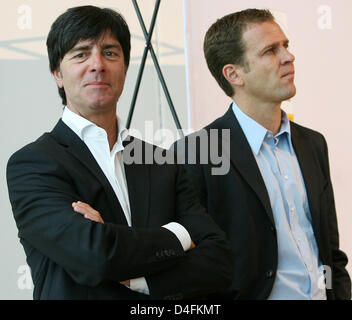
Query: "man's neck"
233 97 282 135
96 116 117 151
67 105 118 151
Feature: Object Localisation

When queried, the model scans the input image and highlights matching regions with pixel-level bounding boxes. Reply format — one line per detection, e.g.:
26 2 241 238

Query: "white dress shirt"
62 107 191 294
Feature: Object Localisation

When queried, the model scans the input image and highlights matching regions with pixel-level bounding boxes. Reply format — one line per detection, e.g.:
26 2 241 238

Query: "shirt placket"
113 150 131 226
274 137 313 293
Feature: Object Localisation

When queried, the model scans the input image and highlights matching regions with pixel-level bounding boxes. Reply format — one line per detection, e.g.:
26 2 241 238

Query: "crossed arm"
72 201 196 249
72 200 196 289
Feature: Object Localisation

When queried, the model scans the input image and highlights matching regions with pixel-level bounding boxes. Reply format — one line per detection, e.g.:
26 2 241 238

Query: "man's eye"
75 53 85 59
105 51 116 57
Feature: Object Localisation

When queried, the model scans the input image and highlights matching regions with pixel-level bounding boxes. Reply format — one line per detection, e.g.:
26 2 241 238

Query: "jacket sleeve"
320 135 351 299
145 163 235 299
6 146 186 288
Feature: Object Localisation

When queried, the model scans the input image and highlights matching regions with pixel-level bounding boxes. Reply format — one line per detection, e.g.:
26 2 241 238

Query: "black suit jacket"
174 106 351 300
6 119 235 300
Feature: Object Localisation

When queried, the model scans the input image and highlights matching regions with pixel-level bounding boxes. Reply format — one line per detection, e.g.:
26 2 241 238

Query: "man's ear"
222 64 244 87
52 68 64 88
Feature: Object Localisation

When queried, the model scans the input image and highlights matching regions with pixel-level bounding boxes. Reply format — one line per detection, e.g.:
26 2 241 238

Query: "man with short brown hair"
176 8 351 299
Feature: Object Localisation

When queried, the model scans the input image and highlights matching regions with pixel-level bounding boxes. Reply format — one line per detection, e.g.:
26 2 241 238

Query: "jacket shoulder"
7 132 60 170
290 121 327 147
290 121 324 138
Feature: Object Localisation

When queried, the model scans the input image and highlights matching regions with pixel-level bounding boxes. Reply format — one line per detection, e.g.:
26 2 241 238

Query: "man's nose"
90 52 105 72
282 47 295 64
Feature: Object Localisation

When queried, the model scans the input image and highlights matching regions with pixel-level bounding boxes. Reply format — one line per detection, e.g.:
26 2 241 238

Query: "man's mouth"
281 70 295 78
85 81 110 87
281 70 295 79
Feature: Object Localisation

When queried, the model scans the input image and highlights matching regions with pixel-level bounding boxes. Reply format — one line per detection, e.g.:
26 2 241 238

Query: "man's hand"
120 280 130 286
72 202 131 286
190 240 196 249
72 201 104 224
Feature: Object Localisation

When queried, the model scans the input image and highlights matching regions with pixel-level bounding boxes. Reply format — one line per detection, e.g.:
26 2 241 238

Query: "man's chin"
86 98 116 110
283 86 296 101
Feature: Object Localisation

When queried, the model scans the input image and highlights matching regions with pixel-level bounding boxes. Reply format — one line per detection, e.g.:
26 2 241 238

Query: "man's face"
53 32 126 116
238 21 296 104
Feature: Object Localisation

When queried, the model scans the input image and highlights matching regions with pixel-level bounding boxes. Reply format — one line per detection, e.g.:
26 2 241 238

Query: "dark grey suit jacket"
6 119 235 300
174 106 351 300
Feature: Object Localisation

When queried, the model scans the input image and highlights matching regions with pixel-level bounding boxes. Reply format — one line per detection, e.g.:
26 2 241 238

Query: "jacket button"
164 293 183 300
266 270 274 278
156 251 164 259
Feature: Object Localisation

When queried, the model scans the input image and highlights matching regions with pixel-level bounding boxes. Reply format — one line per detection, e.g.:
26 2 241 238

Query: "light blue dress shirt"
232 102 326 300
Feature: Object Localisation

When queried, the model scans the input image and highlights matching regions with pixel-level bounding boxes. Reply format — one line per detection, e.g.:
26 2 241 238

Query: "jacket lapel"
290 124 321 238
217 107 275 226
50 120 128 225
123 137 150 228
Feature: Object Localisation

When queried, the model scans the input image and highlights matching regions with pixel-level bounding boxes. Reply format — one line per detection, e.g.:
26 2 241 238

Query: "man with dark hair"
46 6 131 106
175 8 351 299
6 6 234 300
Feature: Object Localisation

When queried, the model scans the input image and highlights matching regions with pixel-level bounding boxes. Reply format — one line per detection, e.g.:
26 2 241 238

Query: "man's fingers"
84 213 100 223
120 280 130 286
72 201 104 223
72 202 96 215
190 240 196 249
72 202 89 215
74 201 99 215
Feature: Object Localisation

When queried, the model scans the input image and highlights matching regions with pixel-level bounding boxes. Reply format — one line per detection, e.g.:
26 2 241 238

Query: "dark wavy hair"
46 5 131 105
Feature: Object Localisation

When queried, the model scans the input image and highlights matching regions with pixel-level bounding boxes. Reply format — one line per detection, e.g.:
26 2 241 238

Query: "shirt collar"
231 101 294 155
115 116 129 153
62 106 129 149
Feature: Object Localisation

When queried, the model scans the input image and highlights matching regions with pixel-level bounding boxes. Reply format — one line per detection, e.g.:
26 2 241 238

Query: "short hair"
203 8 274 97
46 5 131 105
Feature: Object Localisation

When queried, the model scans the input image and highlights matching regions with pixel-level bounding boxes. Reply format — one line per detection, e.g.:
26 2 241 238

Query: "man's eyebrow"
68 44 92 54
100 43 122 51
67 42 122 54
260 39 289 53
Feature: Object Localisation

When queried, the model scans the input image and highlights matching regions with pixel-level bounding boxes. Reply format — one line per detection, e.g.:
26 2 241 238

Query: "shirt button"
266 270 274 278
284 175 289 180
270 226 276 235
